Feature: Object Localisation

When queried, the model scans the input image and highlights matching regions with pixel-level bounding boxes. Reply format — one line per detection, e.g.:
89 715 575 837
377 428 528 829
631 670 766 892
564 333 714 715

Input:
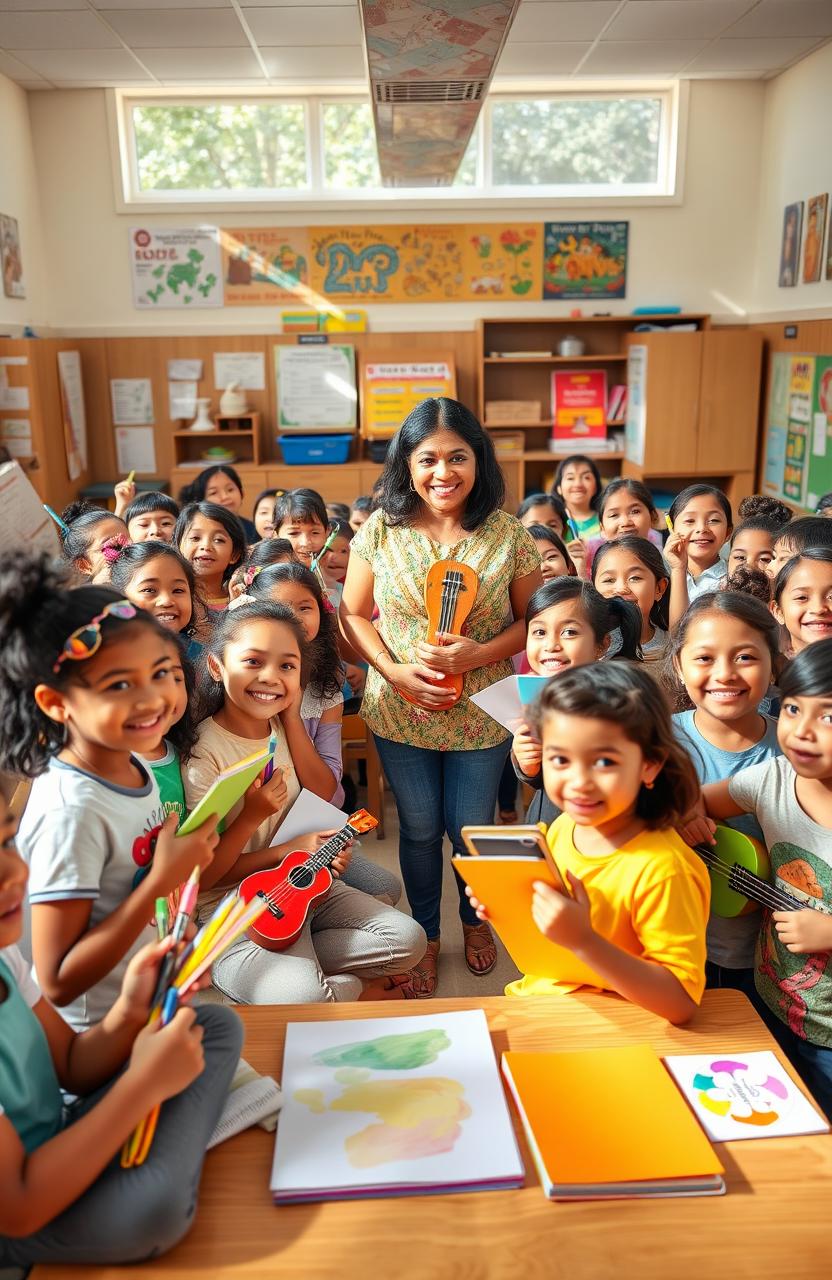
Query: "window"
320 100 478 190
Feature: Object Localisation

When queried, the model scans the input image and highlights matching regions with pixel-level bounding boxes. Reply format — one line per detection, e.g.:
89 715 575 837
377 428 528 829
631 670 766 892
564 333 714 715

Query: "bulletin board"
762 352 832 509
361 359 457 438
274 344 358 433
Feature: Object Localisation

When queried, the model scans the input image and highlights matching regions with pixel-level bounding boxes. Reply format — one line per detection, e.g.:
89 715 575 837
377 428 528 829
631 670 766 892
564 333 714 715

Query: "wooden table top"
34 991 831 1280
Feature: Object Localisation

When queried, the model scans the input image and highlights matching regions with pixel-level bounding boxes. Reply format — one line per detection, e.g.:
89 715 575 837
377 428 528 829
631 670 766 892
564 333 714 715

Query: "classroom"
1 1 832 1275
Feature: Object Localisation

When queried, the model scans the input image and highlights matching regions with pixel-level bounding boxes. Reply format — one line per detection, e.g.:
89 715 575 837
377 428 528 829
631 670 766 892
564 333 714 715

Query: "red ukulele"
237 810 378 952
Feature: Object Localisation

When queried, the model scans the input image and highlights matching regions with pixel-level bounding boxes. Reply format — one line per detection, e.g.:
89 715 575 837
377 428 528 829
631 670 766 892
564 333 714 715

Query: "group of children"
3 445 832 1268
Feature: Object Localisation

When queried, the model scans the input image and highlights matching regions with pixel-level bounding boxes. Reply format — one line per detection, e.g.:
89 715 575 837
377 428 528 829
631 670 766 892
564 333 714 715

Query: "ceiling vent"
373 80 488 105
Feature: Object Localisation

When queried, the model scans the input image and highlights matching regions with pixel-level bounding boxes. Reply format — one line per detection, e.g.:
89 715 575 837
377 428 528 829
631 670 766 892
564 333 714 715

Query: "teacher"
340 398 542 997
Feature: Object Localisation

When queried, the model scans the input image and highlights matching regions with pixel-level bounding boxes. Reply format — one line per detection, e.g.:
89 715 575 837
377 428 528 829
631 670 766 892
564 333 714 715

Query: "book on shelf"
551 370 607 448
607 383 628 421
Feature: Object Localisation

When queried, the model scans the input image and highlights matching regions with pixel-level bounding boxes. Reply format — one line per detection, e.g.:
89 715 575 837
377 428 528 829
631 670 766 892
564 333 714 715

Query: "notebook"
502 1045 725 1200
664 1050 829 1141
270 1009 524 1203
178 744 273 836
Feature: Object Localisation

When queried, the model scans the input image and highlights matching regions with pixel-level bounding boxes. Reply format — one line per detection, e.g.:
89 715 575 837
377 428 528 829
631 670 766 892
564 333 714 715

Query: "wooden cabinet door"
695 329 763 474
625 332 701 473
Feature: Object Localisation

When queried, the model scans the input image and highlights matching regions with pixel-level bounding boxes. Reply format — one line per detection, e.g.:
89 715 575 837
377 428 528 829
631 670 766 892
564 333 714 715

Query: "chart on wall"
543 221 628 300
763 352 832 509
130 228 223 308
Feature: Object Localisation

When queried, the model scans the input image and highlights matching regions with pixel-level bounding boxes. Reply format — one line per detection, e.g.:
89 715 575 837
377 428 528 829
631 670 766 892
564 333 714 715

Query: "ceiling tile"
260 44 365 77
243 0 356 5
496 41 592 73
139 46 263 77
100 7 248 46
91 0 231 7
605 0 753 41
507 1 618 43
0 0 86 10
685 34 825 70
242 5 362 44
0 10 119 48
22 81 54 89
727 0 832 39
581 38 708 72
0 48 45 79
18 47 152 79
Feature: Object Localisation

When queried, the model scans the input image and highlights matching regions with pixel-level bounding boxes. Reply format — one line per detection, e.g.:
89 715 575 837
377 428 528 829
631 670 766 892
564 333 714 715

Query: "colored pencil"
125 470 136 486
43 503 69 533
665 513 674 534
154 897 169 941
263 733 277 784
149 866 201 1010
566 517 580 543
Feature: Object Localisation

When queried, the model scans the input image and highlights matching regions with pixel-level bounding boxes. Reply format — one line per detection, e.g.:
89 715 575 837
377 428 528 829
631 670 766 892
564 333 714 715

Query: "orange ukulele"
401 559 479 709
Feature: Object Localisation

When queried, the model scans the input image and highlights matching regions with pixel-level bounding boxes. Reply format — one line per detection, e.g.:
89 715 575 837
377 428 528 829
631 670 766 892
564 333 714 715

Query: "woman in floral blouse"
340 399 541 996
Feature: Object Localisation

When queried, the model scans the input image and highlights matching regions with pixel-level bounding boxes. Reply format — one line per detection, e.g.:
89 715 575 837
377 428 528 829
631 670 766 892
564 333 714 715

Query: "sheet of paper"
167 358 203 381
812 411 827 457
0 355 27 366
269 788 347 849
0 460 60 556
0 384 29 410
213 351 265 391
57 350 88 478
664 1051 829 1142
0 418 32 457
276 344 357 430
208 1075 283 1149
115 426 157 475
111 378 154 425
168 379 198 421
470 674 534 733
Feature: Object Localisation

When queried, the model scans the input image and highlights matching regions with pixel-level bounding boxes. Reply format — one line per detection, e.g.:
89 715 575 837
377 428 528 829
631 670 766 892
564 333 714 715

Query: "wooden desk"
34 992 831 1280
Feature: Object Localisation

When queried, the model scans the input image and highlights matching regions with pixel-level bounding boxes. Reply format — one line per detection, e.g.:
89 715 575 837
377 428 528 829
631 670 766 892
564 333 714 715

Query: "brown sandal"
386 937 440 1000
462 922 497 975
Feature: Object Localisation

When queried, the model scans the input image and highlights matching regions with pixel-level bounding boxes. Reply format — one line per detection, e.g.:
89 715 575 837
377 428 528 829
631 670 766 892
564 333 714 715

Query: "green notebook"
177 745 274 837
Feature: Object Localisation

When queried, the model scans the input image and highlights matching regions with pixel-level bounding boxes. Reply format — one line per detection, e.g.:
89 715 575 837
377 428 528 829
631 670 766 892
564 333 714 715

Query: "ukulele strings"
436 571 463 638
696 848 806 913
254 827 359 915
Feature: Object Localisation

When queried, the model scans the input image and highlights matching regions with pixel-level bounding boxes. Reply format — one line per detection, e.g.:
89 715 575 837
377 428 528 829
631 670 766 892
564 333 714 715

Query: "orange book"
502 1045 725 1200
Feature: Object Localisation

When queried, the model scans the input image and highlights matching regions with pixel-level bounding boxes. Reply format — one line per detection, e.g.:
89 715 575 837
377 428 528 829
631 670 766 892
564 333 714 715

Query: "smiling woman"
340 398 543 996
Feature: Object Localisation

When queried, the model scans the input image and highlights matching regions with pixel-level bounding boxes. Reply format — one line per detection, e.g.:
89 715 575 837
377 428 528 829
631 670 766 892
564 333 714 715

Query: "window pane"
323 102 381 188
133 103 308 192
491 97 662 186
452 128 478 186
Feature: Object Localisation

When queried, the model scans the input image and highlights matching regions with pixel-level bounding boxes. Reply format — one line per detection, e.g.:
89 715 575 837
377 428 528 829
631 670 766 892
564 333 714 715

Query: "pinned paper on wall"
276 344 357 431
169 380 198 421
115 426 157 476
0 461 59 556
111 378 154 426
0 384 29 411
213 351 265 391
130 227 222 309
0 419 32 458
167 358 203 381
57 351 88 480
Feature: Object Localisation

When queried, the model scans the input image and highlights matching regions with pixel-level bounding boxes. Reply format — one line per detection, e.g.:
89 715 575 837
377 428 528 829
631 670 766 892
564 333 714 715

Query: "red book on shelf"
551 370 607 446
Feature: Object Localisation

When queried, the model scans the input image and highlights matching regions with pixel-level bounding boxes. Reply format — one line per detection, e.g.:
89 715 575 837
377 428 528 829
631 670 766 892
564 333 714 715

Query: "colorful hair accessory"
53 600 138 673
100 534 130 565
244 564 262 588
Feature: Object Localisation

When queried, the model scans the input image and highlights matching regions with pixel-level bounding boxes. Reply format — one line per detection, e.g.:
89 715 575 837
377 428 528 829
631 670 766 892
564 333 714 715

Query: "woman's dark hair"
779 636 832 699
166 647 200 759
671 590 780 671
178 464 244 507
195 600 306 722
123 491 179 525
248 562 343 700
174 501 247 583
252 487 282 516
526 524 576 576
108 541 201 638
58 501 128 566
273 487 328 532
592 535 670 632
668 483 733 529
738 494 793 528
525 577 643 661
553 455 603 510
816 492 832 516
723 565 772 605
773 546 832 604
0 551 171 776
527 661 699 829
351 494 374 515
379 397 505 532
597 477 658 526
517 492 568 532
326 501 351 523
774 515 832 555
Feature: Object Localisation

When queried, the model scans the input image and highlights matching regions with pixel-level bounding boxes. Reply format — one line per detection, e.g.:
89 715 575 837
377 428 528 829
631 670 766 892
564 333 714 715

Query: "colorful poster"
802 195 828 283
763 352 791 497
130 227 222 309
625 345 647 467
783 356 814 504
552 370 607 447
543 222 628 300
778 203 803 288
0 214 24 299
221 227 310 306
310 225 463 303
462 224 542 299
361 361 456 438
275 344 357 431
807 355 832 507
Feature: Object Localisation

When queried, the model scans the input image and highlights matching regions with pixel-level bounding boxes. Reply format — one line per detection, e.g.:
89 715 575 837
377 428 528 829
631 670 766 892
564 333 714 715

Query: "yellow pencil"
665 513 674 534
125 470 135 486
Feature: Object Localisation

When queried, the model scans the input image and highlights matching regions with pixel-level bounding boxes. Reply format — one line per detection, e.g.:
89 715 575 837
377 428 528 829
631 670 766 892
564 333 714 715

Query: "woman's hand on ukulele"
565 538 588 578
244 767 288 825
416 634 481 676
532 873 593 952
387 663 458 709
772 908 832 954
464 885 490 921
148 812 218 896
663 530 690 574
513 722 542 778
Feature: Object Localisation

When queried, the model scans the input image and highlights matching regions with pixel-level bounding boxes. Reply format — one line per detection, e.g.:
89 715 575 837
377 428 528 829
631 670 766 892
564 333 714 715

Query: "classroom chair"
341 714 386 839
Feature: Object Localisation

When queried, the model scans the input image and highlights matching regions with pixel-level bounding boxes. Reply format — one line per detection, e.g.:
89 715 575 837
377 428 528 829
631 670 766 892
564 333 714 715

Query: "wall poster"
130 227 222 308
543 221 628 300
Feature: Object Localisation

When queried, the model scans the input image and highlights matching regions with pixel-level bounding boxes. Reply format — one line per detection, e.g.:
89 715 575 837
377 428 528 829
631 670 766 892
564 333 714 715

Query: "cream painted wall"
27 79 766 336
752 41 832 319
0 72 47 333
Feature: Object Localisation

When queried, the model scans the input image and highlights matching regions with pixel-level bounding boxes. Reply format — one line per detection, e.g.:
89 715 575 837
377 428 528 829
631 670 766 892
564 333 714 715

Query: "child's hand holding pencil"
147 810 219 898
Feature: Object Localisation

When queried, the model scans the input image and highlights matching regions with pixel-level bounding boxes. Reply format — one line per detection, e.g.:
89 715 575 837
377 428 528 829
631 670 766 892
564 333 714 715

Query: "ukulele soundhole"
256 889 285 921
288 865 316 890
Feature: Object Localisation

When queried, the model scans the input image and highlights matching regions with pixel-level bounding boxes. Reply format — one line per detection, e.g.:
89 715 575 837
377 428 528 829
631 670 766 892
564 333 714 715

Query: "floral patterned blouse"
350 508 540 751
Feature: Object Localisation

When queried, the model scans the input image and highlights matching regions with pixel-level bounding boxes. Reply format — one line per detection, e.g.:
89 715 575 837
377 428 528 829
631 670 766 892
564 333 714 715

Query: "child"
122 491 179 544
665 483 733 628
526 524 576 582
179 465 258 544
139 649 198 827
273 488 329 567
737 493 793 530
184 602 425 1004
723 564 772 605
59 502 129 583
700 638 832 1116
175 501 246 615
471 663 709 1023
772 547 832 655
326 501 351 523
586 478 664 568
0 553 219 1030
321 517 352 594
517 492 568 537
672 592 781 998
512 579 642 824
0 796 242 1271
592 535 670 664
109 541 203 660
553 454 602 540
770 515 832 579
228 536 296 601
726 514 780 578
349 495 373 533
252 488 282 541
817 493 832 518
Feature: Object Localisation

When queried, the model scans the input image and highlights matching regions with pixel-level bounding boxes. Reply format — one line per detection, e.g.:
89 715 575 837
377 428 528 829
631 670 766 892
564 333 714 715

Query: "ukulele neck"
307 823 357 873
694 844 809 913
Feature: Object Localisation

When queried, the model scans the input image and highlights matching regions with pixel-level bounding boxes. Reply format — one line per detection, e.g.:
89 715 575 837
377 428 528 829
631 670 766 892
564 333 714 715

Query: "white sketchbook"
269 788 347 849
470 674 549 733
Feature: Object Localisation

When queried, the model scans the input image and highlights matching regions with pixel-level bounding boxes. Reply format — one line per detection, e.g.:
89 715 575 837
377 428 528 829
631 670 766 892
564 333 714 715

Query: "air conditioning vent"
373 80 488 105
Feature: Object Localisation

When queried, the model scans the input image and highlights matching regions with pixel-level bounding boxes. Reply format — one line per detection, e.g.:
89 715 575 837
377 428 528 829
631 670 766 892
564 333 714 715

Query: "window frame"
108 81 686 214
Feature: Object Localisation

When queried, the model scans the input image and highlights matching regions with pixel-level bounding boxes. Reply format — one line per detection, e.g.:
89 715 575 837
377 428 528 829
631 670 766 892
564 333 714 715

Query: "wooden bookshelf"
173 413 262 469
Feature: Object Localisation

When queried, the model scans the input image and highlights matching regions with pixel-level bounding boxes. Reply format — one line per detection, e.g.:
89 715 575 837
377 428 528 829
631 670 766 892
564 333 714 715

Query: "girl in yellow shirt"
468 663 710 1024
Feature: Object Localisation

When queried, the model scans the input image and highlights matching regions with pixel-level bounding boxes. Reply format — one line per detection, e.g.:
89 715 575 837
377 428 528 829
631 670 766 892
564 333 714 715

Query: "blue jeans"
753 1001 832 1122
373 734 510 939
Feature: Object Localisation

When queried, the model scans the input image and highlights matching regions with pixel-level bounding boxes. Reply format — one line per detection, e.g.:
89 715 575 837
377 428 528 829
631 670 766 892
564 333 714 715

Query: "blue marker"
43 504 69 533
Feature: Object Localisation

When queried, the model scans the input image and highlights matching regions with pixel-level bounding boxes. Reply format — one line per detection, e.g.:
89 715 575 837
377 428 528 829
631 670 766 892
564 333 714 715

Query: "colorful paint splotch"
332 1078 471 1169
313 1028 451 1071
